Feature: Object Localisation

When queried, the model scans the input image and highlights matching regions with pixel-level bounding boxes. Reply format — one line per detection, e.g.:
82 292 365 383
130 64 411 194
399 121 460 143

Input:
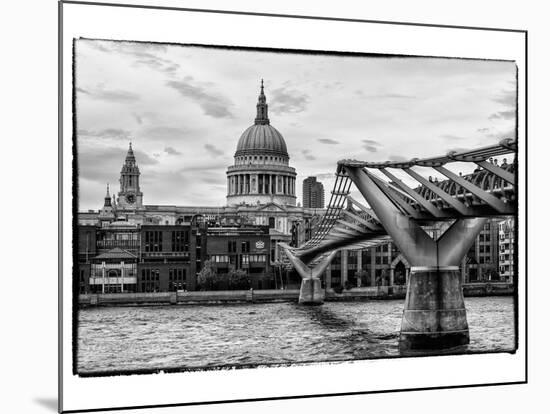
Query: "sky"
75 39 516 210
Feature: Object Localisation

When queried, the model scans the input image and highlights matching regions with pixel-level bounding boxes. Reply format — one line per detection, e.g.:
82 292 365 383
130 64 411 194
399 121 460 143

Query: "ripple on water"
77 297 516 373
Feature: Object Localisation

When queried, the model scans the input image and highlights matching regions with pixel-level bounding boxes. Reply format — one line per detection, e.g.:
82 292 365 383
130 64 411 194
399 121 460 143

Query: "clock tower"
117 142 143 209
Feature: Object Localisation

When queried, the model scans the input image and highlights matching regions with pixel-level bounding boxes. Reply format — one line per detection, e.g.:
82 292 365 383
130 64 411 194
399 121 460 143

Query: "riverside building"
77 81 323 292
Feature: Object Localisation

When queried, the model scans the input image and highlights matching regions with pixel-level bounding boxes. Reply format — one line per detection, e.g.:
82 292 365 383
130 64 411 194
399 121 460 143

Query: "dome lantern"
255 79 270 125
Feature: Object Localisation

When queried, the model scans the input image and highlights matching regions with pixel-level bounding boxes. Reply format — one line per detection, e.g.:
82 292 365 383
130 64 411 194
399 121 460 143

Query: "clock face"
125 194 136 204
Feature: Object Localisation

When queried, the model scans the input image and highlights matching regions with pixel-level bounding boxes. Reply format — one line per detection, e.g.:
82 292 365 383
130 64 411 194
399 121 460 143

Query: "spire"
125 141 136 165
254 79 270 125
104 183 112 207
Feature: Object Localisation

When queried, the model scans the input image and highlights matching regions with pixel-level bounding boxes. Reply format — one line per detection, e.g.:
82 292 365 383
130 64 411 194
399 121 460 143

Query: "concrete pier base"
299 278 324 305
399 266 469 350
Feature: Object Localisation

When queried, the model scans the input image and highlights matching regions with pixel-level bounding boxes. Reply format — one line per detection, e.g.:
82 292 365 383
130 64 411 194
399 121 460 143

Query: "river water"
77 296 515 375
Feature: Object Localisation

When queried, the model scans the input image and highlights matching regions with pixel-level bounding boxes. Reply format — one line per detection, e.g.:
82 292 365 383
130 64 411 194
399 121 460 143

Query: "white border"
60 2 526 412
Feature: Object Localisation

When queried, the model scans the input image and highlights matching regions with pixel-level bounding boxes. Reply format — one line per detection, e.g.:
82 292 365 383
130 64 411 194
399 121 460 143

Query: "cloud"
134 59 180 75
200 172 226 185
164 146 181 155
315 172 336 180
77 85 140 103
322 81 343 90
78 145 158 185
133 113 143 125
362 139 382 152
181 161 228 173
144 126 189 140
489 110 515 120
492 89 516 108
318 138 339 145
388 155 408 162
166 79 234 118
484 127 516 140
204 143 224 157
130 149 158 165
84 40 180 76
356 90 416 99
447 147 470 154
301 149 316 160
440 134 466 141
78 128 132 140
269 87 309 115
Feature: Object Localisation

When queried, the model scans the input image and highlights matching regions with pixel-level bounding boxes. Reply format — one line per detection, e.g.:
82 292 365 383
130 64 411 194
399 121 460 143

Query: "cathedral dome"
235 124 288 157
234 79 289 159
226 80 297 207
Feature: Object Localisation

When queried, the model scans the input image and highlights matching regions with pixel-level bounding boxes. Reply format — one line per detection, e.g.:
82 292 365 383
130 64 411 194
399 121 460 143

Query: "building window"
241 241 250 253
228 240 237 253
140 268 160 292
145 231 163 252
211 255 230 263
169 268 186 291
172 230 189 252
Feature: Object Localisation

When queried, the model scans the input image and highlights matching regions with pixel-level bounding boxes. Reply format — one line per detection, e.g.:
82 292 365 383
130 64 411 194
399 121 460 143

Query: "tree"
197 260 220 291
228 269 250 290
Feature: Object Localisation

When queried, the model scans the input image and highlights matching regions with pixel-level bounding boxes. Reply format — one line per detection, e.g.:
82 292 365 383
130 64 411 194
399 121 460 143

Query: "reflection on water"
77 296 515 375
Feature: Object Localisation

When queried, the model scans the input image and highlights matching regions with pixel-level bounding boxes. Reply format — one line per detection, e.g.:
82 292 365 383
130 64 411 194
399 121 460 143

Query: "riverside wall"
79 283 514 307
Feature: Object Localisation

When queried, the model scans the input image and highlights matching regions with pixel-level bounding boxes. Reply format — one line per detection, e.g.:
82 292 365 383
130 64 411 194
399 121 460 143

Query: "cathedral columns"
286 176 289 195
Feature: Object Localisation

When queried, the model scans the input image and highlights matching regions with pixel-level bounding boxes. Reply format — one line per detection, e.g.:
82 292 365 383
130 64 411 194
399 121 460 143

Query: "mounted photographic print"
59 1 527 412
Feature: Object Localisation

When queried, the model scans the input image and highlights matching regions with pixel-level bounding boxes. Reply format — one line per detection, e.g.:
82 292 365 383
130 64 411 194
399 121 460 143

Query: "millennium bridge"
280 138 517 351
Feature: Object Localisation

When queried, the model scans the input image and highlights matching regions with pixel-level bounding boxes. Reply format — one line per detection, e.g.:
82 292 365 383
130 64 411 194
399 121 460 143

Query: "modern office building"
302 176 325 209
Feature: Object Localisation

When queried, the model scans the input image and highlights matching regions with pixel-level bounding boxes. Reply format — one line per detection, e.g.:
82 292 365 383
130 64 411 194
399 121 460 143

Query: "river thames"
77 296 515 375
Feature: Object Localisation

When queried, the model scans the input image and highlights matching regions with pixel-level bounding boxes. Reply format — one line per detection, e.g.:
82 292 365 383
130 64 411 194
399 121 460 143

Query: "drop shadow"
33 397 58 412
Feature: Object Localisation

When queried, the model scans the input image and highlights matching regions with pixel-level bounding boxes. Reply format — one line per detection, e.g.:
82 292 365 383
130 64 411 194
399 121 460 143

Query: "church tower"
117 143 143 209
99 184 116 222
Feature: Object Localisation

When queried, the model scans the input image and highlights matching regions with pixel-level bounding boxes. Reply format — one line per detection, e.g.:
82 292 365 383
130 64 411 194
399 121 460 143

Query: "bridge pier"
280 244 336 305
345 166 487 351
299 278 324 305
400 265 468 350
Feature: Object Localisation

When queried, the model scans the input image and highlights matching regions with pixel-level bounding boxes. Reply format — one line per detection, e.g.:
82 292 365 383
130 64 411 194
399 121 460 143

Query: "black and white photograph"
74 38 519 375
44 1 534 412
